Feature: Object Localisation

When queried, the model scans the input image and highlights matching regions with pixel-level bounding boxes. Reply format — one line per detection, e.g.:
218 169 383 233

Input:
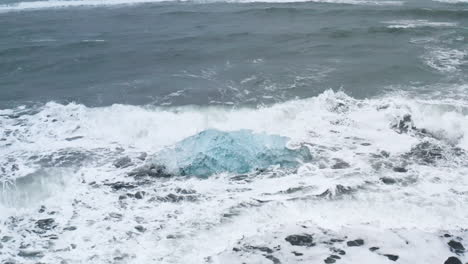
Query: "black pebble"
448 240 465 254
381 177 397 184
444 257 462 264
291 251 303 256
285 234 315 247
393 167 408 173
384 254 399 261
135 225 146 233
324 257 336 264
35 218 55 230
135 191 144 199
369 247 380 252
347 239 364 247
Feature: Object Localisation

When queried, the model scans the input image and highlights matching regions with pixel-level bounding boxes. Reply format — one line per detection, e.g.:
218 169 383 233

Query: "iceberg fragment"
153 129 312 177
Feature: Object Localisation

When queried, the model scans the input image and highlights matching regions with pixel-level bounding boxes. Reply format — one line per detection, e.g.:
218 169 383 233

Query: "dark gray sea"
0 0 467 263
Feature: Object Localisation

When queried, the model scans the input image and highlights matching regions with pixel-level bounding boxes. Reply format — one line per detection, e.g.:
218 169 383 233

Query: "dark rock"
135 225 146 233
292 251 303 256
448 240 465 254
331 159 350 169
232 247 241 252
137 152 148 161
319 185 354 199
128 164 171 178
265 255 281 264
330 255 341 259
392 114 415 134
404 141 444 164
18 250 44 258
109 213 123 219
1 236 13 242
245 245 274 254
347 239 364 247
105 182 136 191
369 247 380 252
113 156 133 168
324 257 336 263
65 136 84 141
330 247 346 255
38 206 46 213
444 234 452 238
119 195 127 200
444 257 462 264
381 177 397 184
63 226 77 231
135 191 144 199
393 167 408 173
35 218 55 230
384 254 399 261
285 234 315 247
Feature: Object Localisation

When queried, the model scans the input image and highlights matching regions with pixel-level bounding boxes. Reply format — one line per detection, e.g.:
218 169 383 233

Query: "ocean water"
0 0 468 263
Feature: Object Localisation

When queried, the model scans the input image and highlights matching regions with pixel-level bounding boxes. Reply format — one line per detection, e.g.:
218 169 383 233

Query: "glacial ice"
153 129 312 177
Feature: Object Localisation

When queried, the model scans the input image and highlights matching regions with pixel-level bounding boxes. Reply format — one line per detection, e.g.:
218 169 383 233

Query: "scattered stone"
113 156 133 168
128 164 171 178
137 152 148 161
444 257 462 264
292 251 303 256
119 195 127 200
135 225 146 233
245 245 274 254
35 218 55 230
18 250 44 258
393 167 408 173
135 191 144 200
1 236 13 242
384 254 399 261
63 226 77 231
331 159 350 169
330 255 341 259
369 247 380 252
331 247 346 255
105 182 136 191
448 240 465 254
285 234 315 247
444 234 452 238
109 213 123 219
324 257 336 263
347 239 364 247
65 136 84 142
265 255 281 264
381 177 397 184
38 206 46 213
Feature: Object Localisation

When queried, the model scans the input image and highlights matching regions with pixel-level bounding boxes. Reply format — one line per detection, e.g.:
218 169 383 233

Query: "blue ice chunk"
154 129 312 177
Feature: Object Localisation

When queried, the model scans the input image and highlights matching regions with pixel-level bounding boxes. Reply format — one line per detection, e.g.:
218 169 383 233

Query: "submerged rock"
404 141 444 164
35 218 55 230
153 129 312 177
113 156 133 168
331 159 350 169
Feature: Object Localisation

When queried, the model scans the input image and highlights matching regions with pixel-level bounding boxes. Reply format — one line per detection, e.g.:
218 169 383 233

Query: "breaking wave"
1 90 468 263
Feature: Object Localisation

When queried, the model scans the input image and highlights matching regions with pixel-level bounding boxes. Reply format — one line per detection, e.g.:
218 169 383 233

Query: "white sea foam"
1 90 467 263
423 47 467 73
0 0 403 13
383 19 458 29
